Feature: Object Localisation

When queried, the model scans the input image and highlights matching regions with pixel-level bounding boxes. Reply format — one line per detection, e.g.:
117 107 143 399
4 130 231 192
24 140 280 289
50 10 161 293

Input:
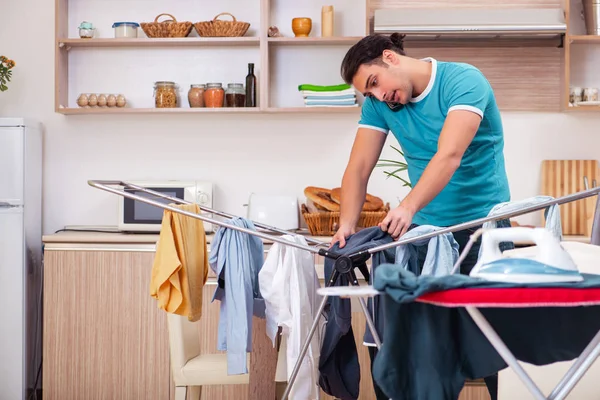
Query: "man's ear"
381 49 398 66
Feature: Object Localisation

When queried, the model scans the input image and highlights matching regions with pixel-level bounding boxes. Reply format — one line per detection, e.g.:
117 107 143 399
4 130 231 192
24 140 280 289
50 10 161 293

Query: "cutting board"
541 159 599 235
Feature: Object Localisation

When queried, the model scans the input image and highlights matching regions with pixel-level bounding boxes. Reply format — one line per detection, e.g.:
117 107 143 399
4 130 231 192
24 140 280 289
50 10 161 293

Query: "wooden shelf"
264 106 360 113
57 37 260 48
568 35 600 44
57 107 262 115
57 106 362 115
267 36 363 46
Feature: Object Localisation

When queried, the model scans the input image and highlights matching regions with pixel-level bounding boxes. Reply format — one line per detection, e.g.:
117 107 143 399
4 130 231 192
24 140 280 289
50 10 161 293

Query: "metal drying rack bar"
88 179 600 400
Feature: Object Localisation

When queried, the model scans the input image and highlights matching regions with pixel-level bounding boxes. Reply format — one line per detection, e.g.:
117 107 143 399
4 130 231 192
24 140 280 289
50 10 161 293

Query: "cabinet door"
43 250 171 400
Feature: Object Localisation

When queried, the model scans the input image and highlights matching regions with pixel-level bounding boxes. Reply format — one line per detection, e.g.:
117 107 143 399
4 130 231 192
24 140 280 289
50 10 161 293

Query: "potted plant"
0 56 15 92
376 145 412 188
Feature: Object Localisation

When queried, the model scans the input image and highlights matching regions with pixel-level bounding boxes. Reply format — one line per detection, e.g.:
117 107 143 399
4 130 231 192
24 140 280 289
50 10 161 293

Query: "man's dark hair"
340 33 406 84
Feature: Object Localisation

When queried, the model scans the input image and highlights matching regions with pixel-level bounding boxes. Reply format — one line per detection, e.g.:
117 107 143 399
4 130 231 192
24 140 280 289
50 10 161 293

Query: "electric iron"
470 227 584 283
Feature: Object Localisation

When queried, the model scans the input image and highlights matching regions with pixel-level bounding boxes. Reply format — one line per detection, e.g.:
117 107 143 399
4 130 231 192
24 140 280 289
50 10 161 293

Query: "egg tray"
77 93 127 108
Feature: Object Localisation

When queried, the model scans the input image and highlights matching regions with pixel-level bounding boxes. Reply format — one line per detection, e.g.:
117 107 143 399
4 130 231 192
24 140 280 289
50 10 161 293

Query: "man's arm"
379 110 481 238
401 109 481 215
331 127 387 247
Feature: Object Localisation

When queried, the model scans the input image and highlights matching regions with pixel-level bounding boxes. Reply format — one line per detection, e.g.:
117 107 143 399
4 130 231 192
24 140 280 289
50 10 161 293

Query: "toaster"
245 193 300 230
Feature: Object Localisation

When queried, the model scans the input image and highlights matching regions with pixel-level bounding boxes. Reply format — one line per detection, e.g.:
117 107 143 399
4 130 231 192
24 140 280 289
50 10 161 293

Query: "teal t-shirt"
359 58 510 227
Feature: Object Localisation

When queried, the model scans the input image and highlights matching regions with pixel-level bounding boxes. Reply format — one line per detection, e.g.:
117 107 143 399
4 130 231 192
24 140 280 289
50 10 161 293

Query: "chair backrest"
166 313 201 382
590 195 600 246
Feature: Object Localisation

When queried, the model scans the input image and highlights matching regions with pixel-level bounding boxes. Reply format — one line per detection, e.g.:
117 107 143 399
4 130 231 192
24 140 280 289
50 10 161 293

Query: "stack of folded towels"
298 83 358 107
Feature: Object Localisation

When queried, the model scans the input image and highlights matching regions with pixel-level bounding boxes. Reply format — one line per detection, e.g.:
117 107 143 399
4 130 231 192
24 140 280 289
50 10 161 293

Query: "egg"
107 94 117 107
116 94 126 107
88 94 98 106
77 94 89 107
98 94 107 107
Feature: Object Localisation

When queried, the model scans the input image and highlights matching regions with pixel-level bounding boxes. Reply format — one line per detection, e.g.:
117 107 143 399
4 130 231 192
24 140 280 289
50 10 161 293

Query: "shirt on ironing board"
358 57 511 227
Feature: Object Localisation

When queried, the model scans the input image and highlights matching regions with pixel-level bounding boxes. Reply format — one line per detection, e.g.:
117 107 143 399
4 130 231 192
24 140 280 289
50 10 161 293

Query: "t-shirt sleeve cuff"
448 105 484 118
358 124 389 134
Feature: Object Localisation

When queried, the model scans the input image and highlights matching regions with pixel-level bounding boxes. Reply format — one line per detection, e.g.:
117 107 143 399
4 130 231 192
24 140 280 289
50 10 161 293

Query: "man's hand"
330 224 356 248
379 203 415 239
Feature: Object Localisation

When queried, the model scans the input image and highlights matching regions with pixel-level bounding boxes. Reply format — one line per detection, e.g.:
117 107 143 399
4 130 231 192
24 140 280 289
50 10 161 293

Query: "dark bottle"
245 63 257 107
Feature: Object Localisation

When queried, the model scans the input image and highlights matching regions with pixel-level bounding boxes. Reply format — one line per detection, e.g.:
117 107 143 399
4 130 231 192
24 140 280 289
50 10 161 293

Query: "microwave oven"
117 180 214 233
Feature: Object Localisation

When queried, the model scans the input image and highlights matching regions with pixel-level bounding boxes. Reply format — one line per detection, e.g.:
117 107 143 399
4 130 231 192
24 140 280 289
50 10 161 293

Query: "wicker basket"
301 203 390 236
140 13 193 38
194 12 250 37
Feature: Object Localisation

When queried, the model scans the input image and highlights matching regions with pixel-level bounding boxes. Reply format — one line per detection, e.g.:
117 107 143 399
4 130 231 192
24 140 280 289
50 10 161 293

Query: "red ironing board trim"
415 287 600 308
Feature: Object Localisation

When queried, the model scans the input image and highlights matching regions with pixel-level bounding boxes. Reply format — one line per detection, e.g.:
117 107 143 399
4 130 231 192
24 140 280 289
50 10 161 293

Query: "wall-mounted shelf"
57 107 263 115
57 37 261 48
264 106 360 113
568 35 600 44
563 0 600 112
267 37 363 46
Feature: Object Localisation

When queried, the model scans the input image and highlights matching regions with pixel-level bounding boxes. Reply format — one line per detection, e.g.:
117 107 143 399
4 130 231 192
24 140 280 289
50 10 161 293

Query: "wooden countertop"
42 229 332 246
43 228 590 247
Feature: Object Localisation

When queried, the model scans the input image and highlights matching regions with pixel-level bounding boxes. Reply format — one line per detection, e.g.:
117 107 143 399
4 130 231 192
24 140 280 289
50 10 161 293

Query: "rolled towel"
298 83 352 92
303 93 356 101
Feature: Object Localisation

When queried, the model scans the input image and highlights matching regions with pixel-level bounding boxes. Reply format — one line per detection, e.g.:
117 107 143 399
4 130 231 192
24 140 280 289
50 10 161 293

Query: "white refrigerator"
0 118 43 400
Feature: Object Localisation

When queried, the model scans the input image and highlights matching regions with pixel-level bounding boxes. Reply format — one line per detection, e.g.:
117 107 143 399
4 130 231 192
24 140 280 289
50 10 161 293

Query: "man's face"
352 54 413 106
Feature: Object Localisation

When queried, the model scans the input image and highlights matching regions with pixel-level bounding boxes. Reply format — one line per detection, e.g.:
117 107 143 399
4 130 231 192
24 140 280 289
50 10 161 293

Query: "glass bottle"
188 84 205 108
204 83 224 108
154 81 178 108
225 83 246 107
245 63 257 107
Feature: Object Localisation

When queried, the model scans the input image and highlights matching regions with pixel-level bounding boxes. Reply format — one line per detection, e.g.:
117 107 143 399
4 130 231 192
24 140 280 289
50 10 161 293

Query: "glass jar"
78 21 95 39
188 84 205 108
154 81 178 108
225 83 246 107
204 83 224 108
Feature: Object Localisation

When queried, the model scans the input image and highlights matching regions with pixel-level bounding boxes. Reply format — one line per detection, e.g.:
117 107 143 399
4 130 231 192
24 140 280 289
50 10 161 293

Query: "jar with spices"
225 83 246 107
188 84 205 108
154 81 178 108
204 83 224 108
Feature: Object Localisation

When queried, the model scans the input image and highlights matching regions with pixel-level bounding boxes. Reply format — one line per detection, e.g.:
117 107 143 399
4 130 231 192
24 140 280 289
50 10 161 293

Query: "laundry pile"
298 83 358 107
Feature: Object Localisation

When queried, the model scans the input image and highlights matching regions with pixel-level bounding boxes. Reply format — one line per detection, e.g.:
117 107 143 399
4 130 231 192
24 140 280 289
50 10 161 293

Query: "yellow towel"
150 203 208 322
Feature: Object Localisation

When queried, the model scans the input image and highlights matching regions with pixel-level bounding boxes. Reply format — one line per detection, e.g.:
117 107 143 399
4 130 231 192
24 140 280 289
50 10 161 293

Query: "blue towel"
209 217 266 375
303 94 356 101
395 225 460 277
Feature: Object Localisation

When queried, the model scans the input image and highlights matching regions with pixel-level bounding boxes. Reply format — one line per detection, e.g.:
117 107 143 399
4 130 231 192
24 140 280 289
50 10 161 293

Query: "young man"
331 33 512 400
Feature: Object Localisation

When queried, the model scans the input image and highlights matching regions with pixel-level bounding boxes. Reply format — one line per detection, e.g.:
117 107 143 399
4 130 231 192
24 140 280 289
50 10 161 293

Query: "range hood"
373 8 566 44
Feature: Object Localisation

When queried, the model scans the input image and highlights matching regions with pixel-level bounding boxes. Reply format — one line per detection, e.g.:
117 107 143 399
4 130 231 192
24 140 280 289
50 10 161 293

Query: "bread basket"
194 12 250 37
301 203 390 236
140 13 193 38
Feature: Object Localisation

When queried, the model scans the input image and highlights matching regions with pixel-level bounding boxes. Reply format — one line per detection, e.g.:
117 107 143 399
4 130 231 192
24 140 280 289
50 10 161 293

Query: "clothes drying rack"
88 179 600 400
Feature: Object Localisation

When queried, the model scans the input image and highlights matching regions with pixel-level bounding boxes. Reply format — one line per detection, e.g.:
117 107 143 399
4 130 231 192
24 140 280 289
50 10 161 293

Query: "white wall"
2 0 599 235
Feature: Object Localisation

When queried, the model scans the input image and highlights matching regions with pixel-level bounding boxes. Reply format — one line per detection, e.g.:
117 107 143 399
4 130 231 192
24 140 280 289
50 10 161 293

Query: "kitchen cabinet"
42 232 489 399
55 0 565 115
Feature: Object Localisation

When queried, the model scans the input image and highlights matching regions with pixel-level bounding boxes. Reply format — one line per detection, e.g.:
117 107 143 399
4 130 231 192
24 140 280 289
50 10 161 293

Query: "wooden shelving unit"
55 0 590 115
55 0 368 115
563 0 600 112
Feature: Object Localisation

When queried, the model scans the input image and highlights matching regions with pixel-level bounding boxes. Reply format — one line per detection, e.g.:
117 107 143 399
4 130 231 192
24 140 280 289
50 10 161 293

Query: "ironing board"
331 265 600 400
419 287 600 400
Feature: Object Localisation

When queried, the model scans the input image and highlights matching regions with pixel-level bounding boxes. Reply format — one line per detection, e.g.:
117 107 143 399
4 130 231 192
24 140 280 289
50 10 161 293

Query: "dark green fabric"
372 267 600 400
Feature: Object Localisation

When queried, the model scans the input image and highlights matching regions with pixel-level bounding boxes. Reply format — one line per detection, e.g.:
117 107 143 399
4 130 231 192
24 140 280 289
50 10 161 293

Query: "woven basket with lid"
140 13 193 38
194 12 250 37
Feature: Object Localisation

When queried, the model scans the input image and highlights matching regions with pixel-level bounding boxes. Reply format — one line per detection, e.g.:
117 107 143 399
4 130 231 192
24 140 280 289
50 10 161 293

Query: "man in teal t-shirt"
330 33 511 400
